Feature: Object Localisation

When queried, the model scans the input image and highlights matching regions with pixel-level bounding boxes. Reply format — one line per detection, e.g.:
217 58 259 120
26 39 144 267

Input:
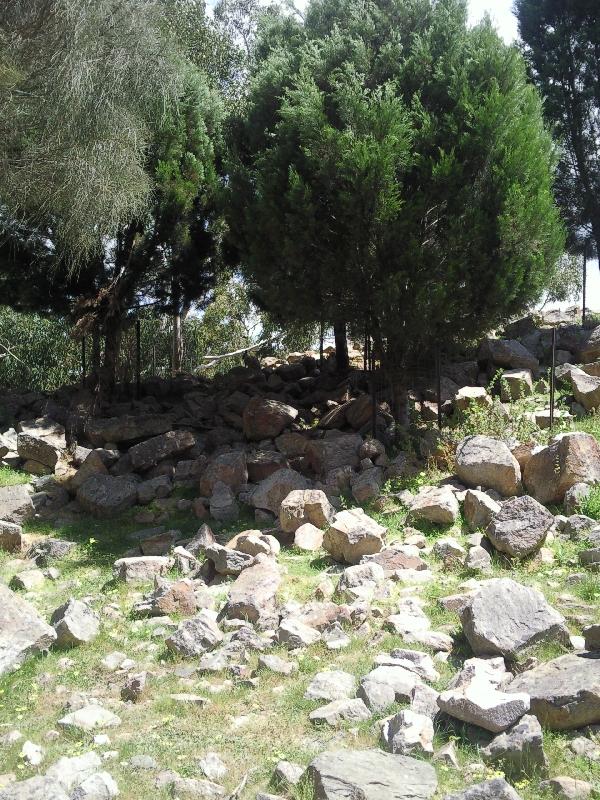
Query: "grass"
0 464 30 487
2 413 600 800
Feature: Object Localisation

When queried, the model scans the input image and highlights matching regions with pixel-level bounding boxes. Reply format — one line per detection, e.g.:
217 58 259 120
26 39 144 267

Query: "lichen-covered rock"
486 495 554 558
243 397 298 441
77 475 138 519
280 489 334 533
323 508 386 565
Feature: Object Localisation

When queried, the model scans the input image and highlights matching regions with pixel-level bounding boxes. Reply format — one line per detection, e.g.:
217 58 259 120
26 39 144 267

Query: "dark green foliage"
226 0 565 366
515 0 600 257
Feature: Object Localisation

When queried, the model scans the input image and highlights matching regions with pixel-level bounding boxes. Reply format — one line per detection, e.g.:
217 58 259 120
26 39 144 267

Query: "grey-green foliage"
0 0 183 262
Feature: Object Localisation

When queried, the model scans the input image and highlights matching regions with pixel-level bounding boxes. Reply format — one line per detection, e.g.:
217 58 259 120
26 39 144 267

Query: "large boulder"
486 495 554 558
199 451 247 496
460 579 569 658
280 489 334 533
306 433 363 475
224 556 281 624
128 430 195 472
113 556 171 583
76 474 138 518
481 714 547 778
571 370 600 411
0 583 56 677
323 508 386 564
251 468 309 515
456 436 522 497
479 338 539 371
523 433 600 505
17 432 64 468
243 397 298 441
463 489 501 531
507 653 600 730
0 776 69 800
0 484 34 524
166 610 223 657
578 324 600 362
307 749 437 800
86 413 173 446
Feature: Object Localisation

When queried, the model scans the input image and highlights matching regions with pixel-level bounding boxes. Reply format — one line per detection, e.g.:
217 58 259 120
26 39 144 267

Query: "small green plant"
580 485 600 520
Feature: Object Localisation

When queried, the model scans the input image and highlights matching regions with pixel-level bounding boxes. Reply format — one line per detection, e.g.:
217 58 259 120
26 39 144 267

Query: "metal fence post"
549 327 556 430
582 241 588 327
436 348 443 431
81 337 86 381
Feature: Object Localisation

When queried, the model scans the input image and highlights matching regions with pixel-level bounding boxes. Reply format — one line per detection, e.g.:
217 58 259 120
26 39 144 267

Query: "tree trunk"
333 321 349 372
99 319 122 397
172 309 182 376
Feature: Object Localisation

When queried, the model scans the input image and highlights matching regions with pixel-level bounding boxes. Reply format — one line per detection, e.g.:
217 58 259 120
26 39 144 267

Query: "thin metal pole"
136 319 141 400
436 348 443 431
319 320 324 369
582 242 588 327
549 327 556 430
370 367 377 438
81 338 86 380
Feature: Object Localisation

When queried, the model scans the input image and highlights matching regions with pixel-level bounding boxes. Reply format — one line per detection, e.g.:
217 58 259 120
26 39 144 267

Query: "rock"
564 483 591 514
306 433 363 475
524 433 600 505
465 545 492 572
209 482 239 523
276 618 321 648
0 520 22 553
409 486 459 525
20 740 44 766
362 546 427 574
460 579 569 658
166 611 223 657
51 599 100 646
58 706 121 732
199 452 247 496
128 430 195 472
323 508 386 564
570 736 600 760
186 524 216 555
45 751 103 793
280 489 334 533
486 495 554 558
500 369 533 402
539 777 593 799
230 531 279 557
225 557 281 624
71 772 119 799
205 544 254 576
571 370 600 411
362 665 420 703
456 436 522 497
243 397 298 441
583 624 600 650
307 749 437 800
294 523 324 551
113 556 170 583
463 490 501 531
481 714 547 777
438 679 530 734
352 467 384 503
455 386 492 412
17 431 64 468
506 653 600 729
198 753 227 782
381 649 439 682
273 761 304 787
137 475 172 505
381 709 434 756
258 655 298 676
309 698 371 726
121 671 147 702
133 577 197 617
304 670 355 702
357 679 396 712
77 475 138 518
251 469 309 515
27 537 75 565
443 779 523 800
0 484 33 524
86 414 174 445
480 338 539 370
0 584 56 677
433 537 466 566
10 568 45 590
0 776 69 799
